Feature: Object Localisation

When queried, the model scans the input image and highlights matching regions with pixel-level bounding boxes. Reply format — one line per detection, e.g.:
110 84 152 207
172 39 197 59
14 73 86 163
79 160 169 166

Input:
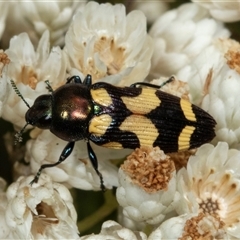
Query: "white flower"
148 214 191 239
2 31 68 129
3 174 79 239
116 147 176 225
26 130 130 190
0 50 10 73
3 1 86 48
178 38 240 149
0 178 10 238
80 220 147 240
175 142 240 238
1 2 36 49
117 207 146 231
65 1 153 86
149 3 230 79
130 0 169 25
148 213 230 239
0 50 10 117
192 0 240 22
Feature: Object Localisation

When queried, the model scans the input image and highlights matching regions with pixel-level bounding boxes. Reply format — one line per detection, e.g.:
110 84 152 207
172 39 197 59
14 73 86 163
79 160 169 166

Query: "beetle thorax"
51 84 93 141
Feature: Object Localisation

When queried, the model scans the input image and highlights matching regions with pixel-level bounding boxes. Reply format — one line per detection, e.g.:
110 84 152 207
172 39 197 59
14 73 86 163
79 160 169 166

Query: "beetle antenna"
14 122 29 145
45 80 53 93
10 80 30 144
10 79 30 109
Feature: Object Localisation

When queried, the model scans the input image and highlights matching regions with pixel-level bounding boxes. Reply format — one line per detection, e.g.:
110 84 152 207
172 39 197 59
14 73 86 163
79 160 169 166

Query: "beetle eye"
25 95 52 129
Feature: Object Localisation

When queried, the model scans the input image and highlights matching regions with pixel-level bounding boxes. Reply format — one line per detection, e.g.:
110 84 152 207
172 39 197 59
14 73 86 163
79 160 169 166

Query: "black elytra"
13 75 216 191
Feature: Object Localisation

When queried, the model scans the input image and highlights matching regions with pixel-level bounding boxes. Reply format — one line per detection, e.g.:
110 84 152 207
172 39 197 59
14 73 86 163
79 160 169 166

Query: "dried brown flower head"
121 146 175 193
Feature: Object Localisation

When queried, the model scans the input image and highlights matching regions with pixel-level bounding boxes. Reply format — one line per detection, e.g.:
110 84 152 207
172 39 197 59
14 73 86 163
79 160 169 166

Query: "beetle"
11 75 216 190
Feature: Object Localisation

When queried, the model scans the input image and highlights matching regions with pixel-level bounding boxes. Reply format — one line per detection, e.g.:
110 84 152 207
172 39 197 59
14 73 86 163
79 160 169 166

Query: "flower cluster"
0 174 79 239
0 1 240 239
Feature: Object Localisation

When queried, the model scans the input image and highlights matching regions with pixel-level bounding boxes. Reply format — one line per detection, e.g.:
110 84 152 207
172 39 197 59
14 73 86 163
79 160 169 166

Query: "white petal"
65 2 153 86
175 142 240 237
149 3 230 78
4 174 79 239
193 0 240 22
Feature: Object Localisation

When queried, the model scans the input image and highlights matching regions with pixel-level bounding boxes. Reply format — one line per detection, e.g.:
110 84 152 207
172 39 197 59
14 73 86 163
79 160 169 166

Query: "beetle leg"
30 141 75 185
66 75 82 84
44 80 54 93
86 141 105 191
66 75 92 86
130 76 174 89
83 74 92 87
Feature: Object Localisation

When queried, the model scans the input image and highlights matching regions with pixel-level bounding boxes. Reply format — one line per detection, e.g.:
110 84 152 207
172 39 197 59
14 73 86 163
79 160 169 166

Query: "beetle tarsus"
45 80 54 93
96 169 106 192
83 74 92 86
29 170 41 185
130 76 175 89
159 76 174 88
66 75 82 84
87 141 105 191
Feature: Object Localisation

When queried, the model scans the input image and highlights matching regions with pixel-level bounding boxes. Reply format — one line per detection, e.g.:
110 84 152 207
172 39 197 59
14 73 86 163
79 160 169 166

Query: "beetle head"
25 94 52 129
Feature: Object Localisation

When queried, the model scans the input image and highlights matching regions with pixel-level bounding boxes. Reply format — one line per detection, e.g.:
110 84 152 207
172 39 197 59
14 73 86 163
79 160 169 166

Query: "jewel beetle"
11 75 216 190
